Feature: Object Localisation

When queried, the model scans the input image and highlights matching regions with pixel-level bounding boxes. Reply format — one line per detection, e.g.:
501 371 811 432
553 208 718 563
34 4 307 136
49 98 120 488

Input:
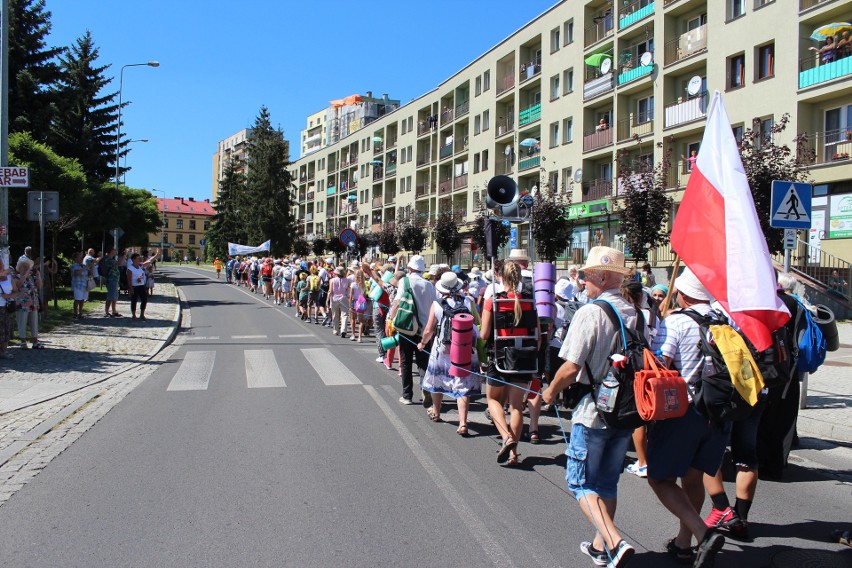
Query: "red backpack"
261 264 273 278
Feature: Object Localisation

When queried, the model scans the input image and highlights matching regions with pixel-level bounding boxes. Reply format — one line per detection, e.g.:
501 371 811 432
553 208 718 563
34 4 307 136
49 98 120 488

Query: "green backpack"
393 277 420 336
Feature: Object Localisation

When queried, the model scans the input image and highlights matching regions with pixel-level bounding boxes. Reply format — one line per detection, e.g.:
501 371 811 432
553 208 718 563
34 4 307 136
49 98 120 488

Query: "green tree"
207 160 248 259
51 31 122 184
614 147 673 262
469 207 511 258
311 237 327 258
531 183 575 261
243 106 294 254
8 0 63 142
396 216 427 253
111 187 162 249
326 235 346 259
433 212 462 262
292 236 310 257
377 222 400 255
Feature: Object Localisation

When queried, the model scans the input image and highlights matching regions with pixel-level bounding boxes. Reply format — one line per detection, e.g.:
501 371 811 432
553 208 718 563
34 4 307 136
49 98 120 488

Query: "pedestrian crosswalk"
166 347 372 392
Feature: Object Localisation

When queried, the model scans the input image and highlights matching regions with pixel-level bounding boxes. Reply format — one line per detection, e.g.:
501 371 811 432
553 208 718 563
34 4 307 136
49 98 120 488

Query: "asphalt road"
0 267 849 567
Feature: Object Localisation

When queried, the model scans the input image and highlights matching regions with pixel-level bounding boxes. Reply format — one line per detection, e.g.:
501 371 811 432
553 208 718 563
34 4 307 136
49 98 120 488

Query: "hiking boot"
704 507 743 532
579 542 607 566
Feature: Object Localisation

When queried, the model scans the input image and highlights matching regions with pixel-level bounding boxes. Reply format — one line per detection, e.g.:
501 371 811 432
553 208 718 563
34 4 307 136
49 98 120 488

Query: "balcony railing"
440 107 454 125
617 116 654 142
306 191 315 201
800 0 836 10
439 179 453 195
307 172 315 181
373 169 384 182
373 143 383 154
455 138 469 155
664 92 708 129
416 182 436 198
619 0 654 29
519 103 541 126
772 238 852 304
386 194 396 205
455 100 470 118
497 73 515 96
799 53 852 89
584 12 615 47
664 160 694 189
439 143 454 160
454 173 468 190
372 196 383 209
496 116 515 137
518 155 541 171
520 61 542 83
583 73 614 100
418 121 431 136
583 127 614 152
581 179 614 201
298 192 306 202
417 154 433 167
617 62 654 85
387 137 397 149
664 24 707 66
386 164 397 177
799 129 852 166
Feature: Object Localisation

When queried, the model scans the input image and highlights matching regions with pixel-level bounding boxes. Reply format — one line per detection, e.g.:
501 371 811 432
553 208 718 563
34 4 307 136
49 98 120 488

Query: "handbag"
354 294 368 313
0 281 15 313
633 349 689 421
87 276 96 291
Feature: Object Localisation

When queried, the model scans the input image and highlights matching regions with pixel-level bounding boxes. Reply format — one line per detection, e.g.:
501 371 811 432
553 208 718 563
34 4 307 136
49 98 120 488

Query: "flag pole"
660 254 680 317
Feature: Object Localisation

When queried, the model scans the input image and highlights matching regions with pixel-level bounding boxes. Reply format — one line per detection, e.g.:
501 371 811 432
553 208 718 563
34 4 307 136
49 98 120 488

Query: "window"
474 153 481 173
550 27 560 53
563 19 574 45
550 74 560 100
482 149 489 170
549 172 558 193
203 221 210 230
162 219 169 229
563 68 574 94
474 115 481 135
562 117 573 143
483 110 490 131
175 234 183 244
162 233 169 243
189 235 196 245
687 13 707 31
483 70 490 91
684 142 701 171
475 76 482 96
756 42 774 80
176 219 184 229
727 53 745 90
728 0 745 19
755 116 773 149
550 122 560 148
561 168 572 192
189 220 196 230
636 95 654 124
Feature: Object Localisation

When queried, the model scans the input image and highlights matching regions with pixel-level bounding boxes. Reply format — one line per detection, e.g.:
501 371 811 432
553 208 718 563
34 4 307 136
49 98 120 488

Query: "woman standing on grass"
0 257 20 359
70 251 89 319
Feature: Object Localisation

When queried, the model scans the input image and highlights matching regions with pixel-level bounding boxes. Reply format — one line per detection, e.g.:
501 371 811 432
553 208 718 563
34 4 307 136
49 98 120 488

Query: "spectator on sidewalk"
70 252 89 319
13 258 43 349
100 248 122 317
0 257 19 359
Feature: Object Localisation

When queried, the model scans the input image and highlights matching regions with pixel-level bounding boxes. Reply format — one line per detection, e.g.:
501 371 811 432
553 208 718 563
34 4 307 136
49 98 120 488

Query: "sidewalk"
797 320 852 443
0 282 181 416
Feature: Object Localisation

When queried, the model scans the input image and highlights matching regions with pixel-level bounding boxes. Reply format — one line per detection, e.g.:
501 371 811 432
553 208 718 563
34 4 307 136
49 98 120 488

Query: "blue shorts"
566 423 632 500
647 404 731 480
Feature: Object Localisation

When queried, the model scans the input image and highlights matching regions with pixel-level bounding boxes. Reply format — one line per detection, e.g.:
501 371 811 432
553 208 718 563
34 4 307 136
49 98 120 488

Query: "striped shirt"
652 303 714 397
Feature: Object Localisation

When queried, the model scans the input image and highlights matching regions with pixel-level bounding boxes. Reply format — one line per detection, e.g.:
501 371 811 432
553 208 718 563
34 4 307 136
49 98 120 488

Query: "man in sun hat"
388 254 437 406
541 246 638 567
645 267 727 567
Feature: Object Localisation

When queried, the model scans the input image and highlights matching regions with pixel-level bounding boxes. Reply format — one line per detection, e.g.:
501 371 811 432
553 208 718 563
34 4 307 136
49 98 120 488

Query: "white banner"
228 239 271 256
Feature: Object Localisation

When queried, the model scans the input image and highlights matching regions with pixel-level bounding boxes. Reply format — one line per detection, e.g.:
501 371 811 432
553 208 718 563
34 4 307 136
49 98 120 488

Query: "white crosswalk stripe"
244 350 286 389
167 351 216 391
300 348 363 385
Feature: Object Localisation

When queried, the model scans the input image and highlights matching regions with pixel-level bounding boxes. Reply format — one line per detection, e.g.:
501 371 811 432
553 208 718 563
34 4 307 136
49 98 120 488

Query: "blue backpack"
793 298 826 374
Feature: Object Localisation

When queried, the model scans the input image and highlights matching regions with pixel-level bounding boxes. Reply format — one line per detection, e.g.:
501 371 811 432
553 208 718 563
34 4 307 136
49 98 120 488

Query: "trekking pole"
659 254 680 318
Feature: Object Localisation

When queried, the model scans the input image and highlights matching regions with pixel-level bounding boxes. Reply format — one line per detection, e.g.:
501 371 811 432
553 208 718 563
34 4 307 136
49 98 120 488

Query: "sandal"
529 431 540 444
505 452 521 467
427 408 442 422
31 342 45 349
456 425 469 436
666 538 695 564
497 438 518 464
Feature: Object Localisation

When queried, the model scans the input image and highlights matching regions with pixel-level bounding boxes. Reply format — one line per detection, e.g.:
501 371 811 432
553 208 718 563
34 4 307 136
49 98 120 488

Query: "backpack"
586 300 648 430
793 297 826 374
282 267 293 281
439 297 472 345
680 310 761 423
393 277 419 336
308 274 321 292
261 264 273 278
250 264 259 278
553 300 584 343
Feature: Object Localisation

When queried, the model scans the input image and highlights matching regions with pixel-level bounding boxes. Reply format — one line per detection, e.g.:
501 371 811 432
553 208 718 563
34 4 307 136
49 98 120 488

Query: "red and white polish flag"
671 91 789 351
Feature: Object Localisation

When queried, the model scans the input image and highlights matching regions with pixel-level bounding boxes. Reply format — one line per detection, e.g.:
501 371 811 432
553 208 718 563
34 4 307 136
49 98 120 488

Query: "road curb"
797 415 852 445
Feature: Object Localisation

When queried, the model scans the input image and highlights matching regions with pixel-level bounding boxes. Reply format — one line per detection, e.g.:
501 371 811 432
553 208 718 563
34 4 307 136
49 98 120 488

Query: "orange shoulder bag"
633 349 689 421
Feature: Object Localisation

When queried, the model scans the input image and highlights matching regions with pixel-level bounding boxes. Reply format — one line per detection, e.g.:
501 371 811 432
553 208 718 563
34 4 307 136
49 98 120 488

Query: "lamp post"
114 61 159 251
122 139 150 186
151 188 166 257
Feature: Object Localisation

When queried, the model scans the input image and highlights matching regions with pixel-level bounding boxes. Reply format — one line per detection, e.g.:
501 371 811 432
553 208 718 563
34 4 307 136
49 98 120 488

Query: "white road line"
244 350 286 389
363 385 514 567
300 348 362 385
231 335 267 339
186 336 219 341
278 334 315 338
167 351 215 391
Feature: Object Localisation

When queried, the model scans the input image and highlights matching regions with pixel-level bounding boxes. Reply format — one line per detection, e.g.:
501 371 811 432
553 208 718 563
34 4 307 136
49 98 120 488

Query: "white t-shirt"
652 303 714 392
127 264 146 287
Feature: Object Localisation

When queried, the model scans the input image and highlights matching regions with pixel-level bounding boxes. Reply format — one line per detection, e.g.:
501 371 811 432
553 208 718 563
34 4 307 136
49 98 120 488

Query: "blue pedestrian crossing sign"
770 181 811 229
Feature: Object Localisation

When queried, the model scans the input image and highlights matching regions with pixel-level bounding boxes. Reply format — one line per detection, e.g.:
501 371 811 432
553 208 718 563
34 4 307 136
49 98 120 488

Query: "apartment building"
212 128 292 203
289 0 852 268
300 92 402 157
147 197 215 261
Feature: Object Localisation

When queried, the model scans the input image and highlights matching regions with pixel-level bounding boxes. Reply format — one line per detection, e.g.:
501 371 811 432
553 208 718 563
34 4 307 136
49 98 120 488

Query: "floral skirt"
421 345 481 399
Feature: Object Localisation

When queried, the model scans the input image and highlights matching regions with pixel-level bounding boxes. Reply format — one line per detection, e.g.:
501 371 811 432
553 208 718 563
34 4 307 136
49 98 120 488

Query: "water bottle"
596 370 620 413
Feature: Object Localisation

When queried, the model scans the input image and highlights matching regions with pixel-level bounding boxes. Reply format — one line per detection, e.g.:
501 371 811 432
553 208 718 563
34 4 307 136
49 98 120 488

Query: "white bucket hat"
507 249 530 263
407 255 426 272
675 267 713 302
435 271 463 295
580 246 631 275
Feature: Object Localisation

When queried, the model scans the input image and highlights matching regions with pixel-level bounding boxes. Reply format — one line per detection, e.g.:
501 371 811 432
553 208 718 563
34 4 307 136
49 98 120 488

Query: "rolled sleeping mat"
812 304 839 352
533 262 556 321
450 313 475 378
381 333 400 351
369 282 384 301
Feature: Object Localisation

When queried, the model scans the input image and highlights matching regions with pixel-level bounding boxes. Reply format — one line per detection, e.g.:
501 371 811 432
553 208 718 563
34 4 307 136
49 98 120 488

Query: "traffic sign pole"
1 0 10 264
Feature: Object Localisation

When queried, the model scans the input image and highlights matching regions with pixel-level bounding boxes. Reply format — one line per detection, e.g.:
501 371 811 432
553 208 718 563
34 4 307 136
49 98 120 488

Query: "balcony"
583 127 614 152
497 73 515 96
373 143 384 154
454 173 468 190
616 117 654 142
617 62 654 86
800 0 838 10
439 179 453 195
496 117 515 137
416 182 436 198
440 107 454 126
799 130 852 166
664 161 694 189
582 178 614 201
664 92 708 129
306 191 315 201
583 73 614 100
387 138 397 149
584 12 614 48
298 192 306 202
385 193 396 205
518 155 541 171
519 61 541 84
418 120 431 137
619 0 654 29
386 163 397 178
306 212 313 222
799 53 852 89
326 186 336 196
439 143 454 160
373 169 384 182
664 25 707 66
455 138 469 155
307 172 315 181
417 154 434 167
371 223 382 233
455 100 469 118
519 103 541 126
372 196 383 209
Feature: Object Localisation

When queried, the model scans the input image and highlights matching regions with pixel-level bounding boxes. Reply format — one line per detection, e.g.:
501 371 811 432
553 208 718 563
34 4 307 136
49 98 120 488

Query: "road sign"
169 243 175 248
109 227 125 239
200 239 206 246
784 229 797 250
509 226 518 248
0 167 29 187
339 228 357 246
770 181 811 229
26 191 59 222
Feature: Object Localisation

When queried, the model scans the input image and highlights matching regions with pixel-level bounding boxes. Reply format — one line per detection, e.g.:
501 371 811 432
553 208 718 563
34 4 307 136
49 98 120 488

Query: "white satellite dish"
350 220 359 230
504 145 512 156
639 51 653 67
573 168 583 183
600 58 612 74
686 75 703 96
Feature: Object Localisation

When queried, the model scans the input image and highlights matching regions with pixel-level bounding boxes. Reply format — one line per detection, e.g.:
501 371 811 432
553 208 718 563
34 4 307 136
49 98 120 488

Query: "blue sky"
46 0 558 203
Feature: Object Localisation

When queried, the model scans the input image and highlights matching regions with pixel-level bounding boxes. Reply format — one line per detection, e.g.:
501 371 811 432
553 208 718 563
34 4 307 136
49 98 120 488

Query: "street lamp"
113 61 159 251
151 188 167 255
